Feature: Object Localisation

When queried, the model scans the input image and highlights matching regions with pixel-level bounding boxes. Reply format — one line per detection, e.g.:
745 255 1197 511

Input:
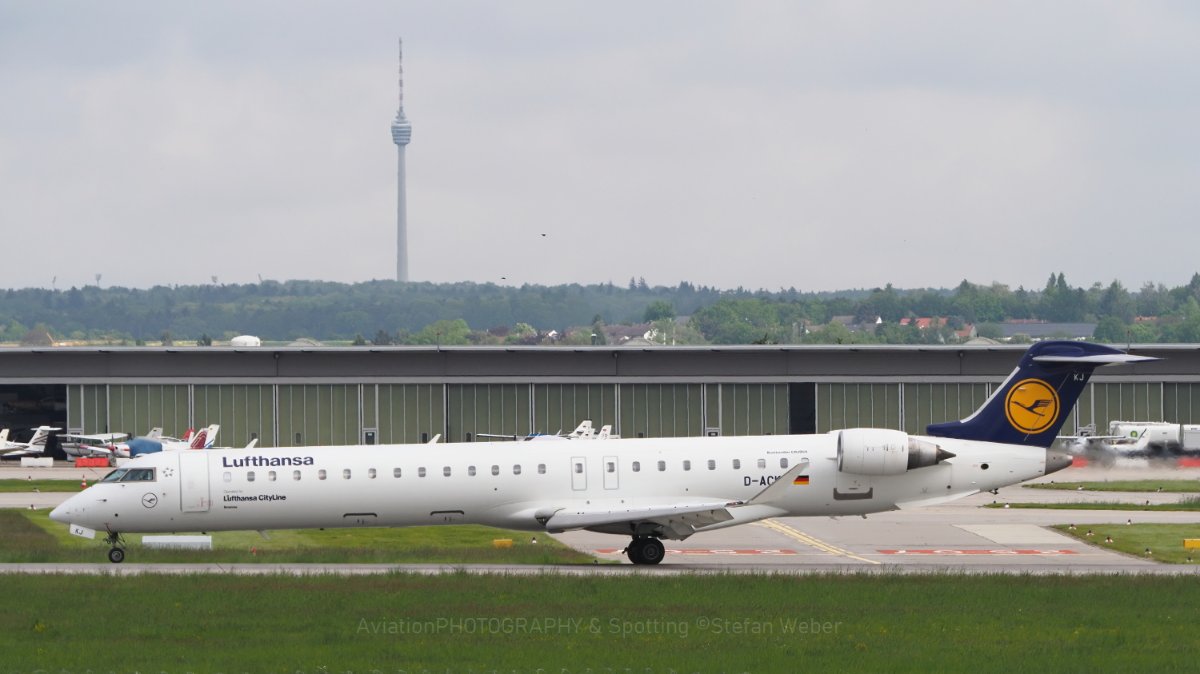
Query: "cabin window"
632 461 641 472
757 459 766 469
393 468 402 478
538 464 546 474
468 465 477 476
268 471 277 482
222 472 231 483
247 471 255 482
606 461 615 473
368 468 376 479
343 469 351 480
443 466 452 477
707 460 716 470
683 460 691 471
318 469 327 480
418 467 427 478
491 465 500 476
513 464 522 475
733 459 741 470
292 470 301 481
780 458 789 469
657 460 666 472
574 463 583 474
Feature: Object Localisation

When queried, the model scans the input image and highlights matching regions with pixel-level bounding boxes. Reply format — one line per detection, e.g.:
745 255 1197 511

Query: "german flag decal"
793 475 810 486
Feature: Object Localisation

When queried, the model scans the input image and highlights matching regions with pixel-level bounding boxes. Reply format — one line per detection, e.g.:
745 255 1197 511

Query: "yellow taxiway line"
756 518 881 565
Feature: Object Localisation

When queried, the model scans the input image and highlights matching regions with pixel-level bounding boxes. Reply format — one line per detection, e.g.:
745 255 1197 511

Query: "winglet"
744 460 811 506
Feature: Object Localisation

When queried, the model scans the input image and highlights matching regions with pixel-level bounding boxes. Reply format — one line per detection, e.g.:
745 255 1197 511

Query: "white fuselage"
52 432 1052 539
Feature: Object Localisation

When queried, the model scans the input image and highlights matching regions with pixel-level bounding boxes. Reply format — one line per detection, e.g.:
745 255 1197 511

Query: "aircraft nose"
1044 448 1073 475
49 501 69 523
49 492 83 524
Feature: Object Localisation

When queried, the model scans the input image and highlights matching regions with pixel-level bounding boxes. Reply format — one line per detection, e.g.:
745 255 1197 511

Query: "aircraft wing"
62 433 128 444
77 444 115 456
544 501 737 539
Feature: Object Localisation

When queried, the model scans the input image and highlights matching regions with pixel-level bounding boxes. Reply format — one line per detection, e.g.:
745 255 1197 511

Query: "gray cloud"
2 1 1197 291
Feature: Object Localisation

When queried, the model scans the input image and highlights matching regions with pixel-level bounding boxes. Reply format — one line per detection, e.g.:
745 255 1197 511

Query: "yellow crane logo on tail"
1004 379 1060 434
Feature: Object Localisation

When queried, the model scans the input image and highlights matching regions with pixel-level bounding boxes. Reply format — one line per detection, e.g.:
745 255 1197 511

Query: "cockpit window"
100 468 129 483
119 468 156 482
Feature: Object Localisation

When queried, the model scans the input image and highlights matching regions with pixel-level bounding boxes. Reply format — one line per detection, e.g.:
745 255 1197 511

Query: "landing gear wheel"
107 547 125 564
626 537 665 565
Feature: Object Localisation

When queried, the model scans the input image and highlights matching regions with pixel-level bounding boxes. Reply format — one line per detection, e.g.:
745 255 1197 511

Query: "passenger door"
178 452 211 512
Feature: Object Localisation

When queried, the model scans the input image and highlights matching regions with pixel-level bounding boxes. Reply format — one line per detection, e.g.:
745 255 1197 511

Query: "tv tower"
390 38 413 282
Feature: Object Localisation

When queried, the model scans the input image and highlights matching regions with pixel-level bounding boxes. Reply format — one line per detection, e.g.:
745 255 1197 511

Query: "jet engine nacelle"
837 428 954 476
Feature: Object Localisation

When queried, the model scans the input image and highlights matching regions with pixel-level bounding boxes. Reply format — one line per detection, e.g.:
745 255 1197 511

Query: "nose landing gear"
104 531 126 564
624 536 665 565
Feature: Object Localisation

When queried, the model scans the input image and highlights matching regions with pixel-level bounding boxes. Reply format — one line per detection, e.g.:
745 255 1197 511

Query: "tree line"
2 273 1199 346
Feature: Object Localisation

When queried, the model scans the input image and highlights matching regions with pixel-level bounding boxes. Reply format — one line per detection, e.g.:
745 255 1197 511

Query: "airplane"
59 431 131 460
50 341 1153 564
477 420 617 442
82 425 219 459
0 426 62 459
123 424 218 457
1059 420 1200 461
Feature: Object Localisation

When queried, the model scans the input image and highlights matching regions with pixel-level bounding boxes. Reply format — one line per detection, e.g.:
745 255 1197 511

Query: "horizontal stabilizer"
1032 354 1158 365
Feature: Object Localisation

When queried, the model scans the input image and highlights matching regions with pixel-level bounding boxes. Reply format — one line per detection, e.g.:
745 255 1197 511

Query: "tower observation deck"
391 38 413 282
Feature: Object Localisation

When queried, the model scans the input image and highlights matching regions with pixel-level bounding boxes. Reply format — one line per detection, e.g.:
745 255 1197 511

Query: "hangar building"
0 344 1194 449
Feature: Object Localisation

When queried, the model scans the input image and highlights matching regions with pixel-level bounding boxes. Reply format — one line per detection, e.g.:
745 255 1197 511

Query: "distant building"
998 321 1096 341
899 317 947 330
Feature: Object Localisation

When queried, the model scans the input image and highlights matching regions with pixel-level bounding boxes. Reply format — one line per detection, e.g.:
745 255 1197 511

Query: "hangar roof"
0 344 1191 385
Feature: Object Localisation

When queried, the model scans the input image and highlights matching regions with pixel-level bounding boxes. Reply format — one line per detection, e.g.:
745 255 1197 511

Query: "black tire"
626 541 645 565
626 538 665 565
640 538 665 565
108 547 125 564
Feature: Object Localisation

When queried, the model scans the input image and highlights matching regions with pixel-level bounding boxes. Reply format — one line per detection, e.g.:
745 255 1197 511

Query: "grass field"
0 510 596 564
1055 523 1200 564
0 478 89 493
1 574 1199 672
1026 480 1200 492
985 498 1200 512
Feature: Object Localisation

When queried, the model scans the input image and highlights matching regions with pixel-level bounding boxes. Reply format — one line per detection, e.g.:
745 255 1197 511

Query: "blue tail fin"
926 341 1155 448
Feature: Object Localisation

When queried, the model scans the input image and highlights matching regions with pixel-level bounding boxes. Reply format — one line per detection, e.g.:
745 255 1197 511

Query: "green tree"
1093 316 1130 343
643 301 675 322
412 319 472 346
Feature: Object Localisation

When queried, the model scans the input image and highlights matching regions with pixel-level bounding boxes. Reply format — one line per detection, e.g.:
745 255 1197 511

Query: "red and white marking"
594 548 799 556
878 549 1079 555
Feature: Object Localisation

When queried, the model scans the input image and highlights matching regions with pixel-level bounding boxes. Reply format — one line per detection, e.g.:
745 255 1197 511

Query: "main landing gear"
624 537 665 565
104 531 126 564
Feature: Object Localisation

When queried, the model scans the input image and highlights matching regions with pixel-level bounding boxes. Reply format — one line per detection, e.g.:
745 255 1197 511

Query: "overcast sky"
2 1 1198 292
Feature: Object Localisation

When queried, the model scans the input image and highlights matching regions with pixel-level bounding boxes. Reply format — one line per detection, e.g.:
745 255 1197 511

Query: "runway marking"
594 548 799 556
755 519 881 565
878 549 1079 555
